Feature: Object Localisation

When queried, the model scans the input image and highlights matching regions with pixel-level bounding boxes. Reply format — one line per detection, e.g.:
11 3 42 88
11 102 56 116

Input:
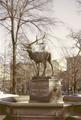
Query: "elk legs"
42 62 46 76
36 63 40 76
48 61 53 76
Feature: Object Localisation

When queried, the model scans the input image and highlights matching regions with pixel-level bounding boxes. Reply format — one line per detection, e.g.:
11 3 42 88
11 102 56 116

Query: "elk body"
26 45 53 76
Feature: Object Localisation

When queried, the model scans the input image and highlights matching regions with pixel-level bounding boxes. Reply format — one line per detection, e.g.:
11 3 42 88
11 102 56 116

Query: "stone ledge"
0 100 64 108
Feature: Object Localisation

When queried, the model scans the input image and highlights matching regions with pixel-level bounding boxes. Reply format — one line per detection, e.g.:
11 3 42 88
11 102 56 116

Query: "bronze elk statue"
23 36 53 77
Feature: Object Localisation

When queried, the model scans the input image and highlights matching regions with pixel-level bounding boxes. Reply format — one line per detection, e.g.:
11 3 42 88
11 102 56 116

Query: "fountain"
0 48 64 120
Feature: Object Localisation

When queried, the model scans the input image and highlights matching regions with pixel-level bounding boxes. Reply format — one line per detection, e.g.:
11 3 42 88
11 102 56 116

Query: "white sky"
48 0 81 59
0 0 81 60
54 0 81 29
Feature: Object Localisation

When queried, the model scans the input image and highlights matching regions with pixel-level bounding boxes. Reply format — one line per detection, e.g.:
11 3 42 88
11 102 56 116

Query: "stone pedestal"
29 76 62 102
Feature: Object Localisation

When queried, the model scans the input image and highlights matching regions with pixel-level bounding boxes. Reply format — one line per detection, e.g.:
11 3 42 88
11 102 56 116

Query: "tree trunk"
11 43 16 94
73 80 77 94
11 0 16 93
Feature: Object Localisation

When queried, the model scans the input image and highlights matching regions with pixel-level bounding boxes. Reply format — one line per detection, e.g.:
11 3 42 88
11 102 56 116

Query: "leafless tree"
64 30 81 94
0 0 54 93
67 55 81 94
60 46 81 94
70 30 81 55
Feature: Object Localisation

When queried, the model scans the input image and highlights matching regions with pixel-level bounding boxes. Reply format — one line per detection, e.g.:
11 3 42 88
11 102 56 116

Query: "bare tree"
0 0 54 93
70 30 81 55
60 46 81 94
64 30 81 94
67 55 81 94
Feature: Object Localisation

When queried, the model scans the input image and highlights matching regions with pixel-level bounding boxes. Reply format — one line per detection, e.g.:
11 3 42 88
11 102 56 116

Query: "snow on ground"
0 91 19 120
0 91 18 99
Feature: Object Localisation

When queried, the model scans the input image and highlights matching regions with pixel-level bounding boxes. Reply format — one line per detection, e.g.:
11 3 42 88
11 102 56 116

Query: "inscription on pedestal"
29 77 61 102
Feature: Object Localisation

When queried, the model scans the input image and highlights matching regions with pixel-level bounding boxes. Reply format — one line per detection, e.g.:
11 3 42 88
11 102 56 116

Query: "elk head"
22 42 32 52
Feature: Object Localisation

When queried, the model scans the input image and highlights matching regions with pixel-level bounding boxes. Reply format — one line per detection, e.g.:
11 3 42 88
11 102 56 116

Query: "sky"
0 0 81 60
54 0 81 30
47 0 81 59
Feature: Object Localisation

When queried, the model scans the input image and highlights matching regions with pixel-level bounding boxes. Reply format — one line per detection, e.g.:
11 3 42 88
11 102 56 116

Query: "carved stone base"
29 76 62 102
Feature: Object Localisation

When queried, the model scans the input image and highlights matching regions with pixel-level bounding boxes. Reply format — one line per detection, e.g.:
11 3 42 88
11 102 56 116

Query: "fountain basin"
0 96 64 120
